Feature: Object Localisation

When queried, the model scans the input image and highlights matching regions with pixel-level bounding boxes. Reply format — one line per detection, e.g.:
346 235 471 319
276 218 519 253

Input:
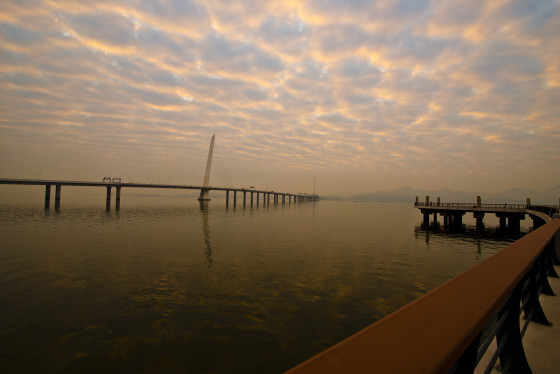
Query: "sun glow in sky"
1 0 559 195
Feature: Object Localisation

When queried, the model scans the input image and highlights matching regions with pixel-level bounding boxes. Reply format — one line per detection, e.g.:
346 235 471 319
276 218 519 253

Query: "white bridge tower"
198 134 215 201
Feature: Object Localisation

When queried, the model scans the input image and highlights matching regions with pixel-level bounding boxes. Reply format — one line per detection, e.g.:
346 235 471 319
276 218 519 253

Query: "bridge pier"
44 185 51 209
453 212 464 226
106 186 111 211
55 185 61 210
423 211 430 225
250 191 254 205
499 215 507 230
225 190 229 209
282 194 285 204
416 200 555 233
243 190 247 207
496 213 525 231
233 190 237 208
198 189 211 201
509 215 522 232
116 186 121 211
532 216 544 229
473 212 485 228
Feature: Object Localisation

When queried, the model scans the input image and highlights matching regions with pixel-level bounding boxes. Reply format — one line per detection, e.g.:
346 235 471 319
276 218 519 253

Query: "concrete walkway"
477 265 560 373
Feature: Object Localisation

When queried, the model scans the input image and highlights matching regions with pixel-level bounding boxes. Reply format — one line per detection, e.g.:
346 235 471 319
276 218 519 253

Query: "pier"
415 196 559 230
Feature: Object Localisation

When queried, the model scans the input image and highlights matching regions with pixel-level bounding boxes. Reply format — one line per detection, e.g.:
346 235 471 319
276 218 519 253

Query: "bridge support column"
452 212 464 226
256 192 260 205
116 186 121 211
55 185 61 210
497 214 507 230
250 191 254 205
422 210 429 225
198 189 210 201
474 212 485 228
433 212 438 224
44 185 51 209
233 190 237 208
226 190 229 209
106 186 111 211
532 216 544 229
282 194 285 204
243 191 247 207
508 215 522 232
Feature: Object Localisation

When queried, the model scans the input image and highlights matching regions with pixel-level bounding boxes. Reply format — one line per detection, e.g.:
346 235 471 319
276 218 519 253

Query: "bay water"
0 195 530 373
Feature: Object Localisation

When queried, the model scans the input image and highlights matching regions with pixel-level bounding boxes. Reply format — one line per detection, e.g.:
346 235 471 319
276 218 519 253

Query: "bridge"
415 196 559 231
0 135 319 210
0 178 318 210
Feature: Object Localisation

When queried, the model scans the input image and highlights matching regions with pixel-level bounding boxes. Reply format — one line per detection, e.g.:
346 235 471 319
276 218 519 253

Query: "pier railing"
286 218 560 374
415 202 528 210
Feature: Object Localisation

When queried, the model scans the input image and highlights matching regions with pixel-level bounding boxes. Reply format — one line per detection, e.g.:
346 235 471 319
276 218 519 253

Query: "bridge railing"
414 202 528 209
528 205 560 217
286 219 560 374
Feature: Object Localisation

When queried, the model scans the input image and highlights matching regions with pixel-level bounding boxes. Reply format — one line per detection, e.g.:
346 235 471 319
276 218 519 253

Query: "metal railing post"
495 285 531 373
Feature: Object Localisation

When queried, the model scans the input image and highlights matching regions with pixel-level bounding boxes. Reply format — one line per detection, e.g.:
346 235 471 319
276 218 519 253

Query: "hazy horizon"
1 1 559 196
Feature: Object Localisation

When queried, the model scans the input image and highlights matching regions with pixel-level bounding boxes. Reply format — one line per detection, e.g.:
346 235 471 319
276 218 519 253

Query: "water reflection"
0 201 523 373
415 222 526 245
199 201 213 268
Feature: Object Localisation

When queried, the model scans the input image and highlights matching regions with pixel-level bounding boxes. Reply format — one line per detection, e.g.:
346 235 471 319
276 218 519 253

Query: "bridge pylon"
198 134 215 201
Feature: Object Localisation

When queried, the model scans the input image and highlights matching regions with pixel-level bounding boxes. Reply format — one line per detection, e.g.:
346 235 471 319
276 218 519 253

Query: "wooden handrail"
286 219 560 374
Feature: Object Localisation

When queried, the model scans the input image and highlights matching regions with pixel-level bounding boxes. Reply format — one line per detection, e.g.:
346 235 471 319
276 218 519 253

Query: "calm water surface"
0 198 529 373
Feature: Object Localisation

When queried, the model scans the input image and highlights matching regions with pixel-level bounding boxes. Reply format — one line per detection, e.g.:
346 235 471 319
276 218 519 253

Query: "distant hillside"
329 185 560 205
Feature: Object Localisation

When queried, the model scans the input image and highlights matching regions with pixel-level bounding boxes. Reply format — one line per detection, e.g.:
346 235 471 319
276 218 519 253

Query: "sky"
1 0 559 196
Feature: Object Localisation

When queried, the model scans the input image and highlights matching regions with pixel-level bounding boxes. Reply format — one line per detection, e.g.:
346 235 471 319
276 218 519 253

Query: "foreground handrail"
286 219 560 374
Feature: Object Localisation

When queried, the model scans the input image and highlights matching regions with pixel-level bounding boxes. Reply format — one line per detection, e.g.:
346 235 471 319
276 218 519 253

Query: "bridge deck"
416 202 527 214
416 202 558 213
0 178 317 198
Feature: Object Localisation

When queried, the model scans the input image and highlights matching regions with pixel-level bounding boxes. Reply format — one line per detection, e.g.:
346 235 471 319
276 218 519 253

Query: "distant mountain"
331 186 560 205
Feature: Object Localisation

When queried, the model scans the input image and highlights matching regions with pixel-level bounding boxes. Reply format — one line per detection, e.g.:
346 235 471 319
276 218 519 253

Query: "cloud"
0 0 559 194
